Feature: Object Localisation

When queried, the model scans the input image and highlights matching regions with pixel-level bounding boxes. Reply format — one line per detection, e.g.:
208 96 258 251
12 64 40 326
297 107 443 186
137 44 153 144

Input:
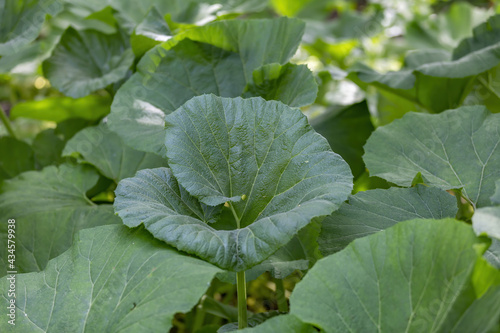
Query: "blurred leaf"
43 27 134 98
0 136 35 180
63 122 167 182
32 128 65 167
0 224 221 332
131 7 172 58
11 95 111 122
0 0 63 55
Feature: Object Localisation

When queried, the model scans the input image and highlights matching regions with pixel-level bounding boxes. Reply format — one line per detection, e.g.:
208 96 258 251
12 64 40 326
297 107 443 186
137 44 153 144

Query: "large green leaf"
0 0 63 55
0 136 36 181
0 224 221 332
42 27 134 98
115 96 352 271
0 164 120 276
63 123 167 182
108 17 312 155
311 101 374 178
363 106 500 208
289 218 500 332
10 95 111 122
319 185 458 256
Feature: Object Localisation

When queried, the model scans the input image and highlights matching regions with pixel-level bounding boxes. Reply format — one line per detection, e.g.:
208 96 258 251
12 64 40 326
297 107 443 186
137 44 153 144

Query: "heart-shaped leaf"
0 164 120 276
363 105 500 208
42 27 134 98
114 95 352 271
0 224 221 332
63 123 167 182
107 17 314 156
290 218 500 332
319 185 458 256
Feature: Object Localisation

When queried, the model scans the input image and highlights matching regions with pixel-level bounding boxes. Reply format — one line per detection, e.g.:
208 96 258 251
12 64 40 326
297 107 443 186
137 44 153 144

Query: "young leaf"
290 219 500 332
0 0 63 55
42 27 134 98
114 96 353 271
0 164 120 276
0 225 221 332
363 106 500 208
63 123 167 182
319 185 458 256
108 17 311 155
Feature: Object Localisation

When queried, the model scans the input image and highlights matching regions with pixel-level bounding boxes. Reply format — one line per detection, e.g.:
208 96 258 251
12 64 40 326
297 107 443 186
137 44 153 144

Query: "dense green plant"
1 1 500 332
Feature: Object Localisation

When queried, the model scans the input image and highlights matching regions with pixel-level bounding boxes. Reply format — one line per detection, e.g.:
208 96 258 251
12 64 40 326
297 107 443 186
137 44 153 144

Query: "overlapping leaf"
290 219 500 332
42 27 134 98
108 17 315 155
319 185 458 256
63 123 167 182
0 0 63 55
114 96 352 271
0 164 120 276
0 225 221 332
349 14 500 118
363 106 500 208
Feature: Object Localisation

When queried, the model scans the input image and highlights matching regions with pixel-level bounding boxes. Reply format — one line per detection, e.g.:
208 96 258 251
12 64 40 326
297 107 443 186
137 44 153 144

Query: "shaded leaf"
319 185 458 256
311 101 374 178
363 106 500 208
0 164 120 276
0 224 221 332
32 129 65 167
243 63 318 108
0 136 35 181
42 27 134 98
63 123 167 182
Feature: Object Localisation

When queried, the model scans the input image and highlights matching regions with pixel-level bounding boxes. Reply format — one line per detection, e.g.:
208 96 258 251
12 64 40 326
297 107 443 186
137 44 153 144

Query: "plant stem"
229 202 247 328
274 278 288 313
192 298 206 332
0 105 17 139
237 270 247 329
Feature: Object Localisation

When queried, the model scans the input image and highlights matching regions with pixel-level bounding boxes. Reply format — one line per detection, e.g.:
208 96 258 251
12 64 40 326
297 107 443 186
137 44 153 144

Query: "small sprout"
241 194 247 201
224 202 230 208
